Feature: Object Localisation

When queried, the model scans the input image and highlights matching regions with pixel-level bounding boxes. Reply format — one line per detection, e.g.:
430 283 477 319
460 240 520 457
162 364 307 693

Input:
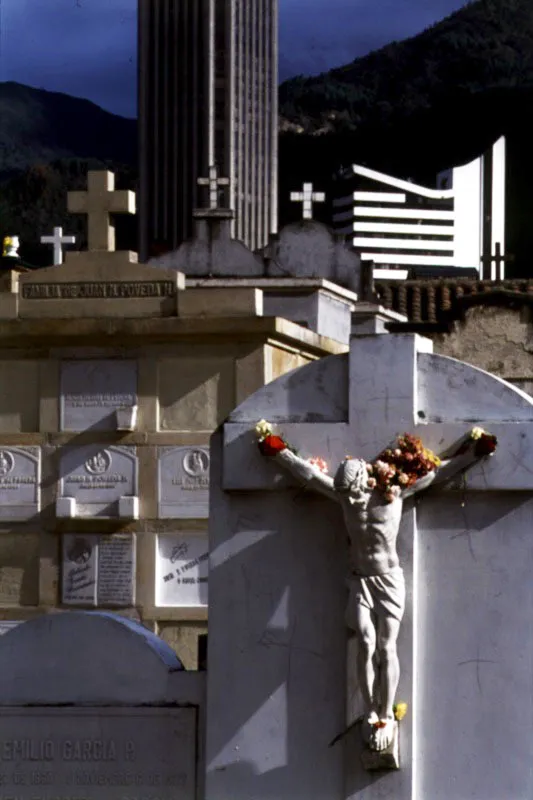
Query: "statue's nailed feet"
369 717 396 751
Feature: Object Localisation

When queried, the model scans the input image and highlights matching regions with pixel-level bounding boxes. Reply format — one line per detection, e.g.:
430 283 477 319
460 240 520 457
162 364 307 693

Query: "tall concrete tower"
138 0 278 261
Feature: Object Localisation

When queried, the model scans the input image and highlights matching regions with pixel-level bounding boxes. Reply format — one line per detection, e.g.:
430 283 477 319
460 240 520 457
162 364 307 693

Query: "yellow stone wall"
0 313 340 669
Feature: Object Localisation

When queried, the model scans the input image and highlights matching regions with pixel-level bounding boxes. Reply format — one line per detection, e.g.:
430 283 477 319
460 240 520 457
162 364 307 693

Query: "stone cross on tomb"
480 241 515 281
210 329 533 796
67 171 136 252
197 164 230 210
290 182 326 219
40 226 76 265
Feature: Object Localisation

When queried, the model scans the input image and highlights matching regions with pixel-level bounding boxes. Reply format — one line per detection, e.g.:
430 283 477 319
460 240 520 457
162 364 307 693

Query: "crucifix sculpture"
197 164 230 210
255 422 497 752
290 182 326 220
40 226 76 265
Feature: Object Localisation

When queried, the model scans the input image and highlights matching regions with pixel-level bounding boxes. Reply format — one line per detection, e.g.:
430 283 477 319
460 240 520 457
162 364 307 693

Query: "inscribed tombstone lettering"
0 447 40 519
156 534 208 607
59 445 137 517
0 708 196 800
0 612 200 800
98 535 136 605
62 533 135 606
158 447 210 518
60 359 137 431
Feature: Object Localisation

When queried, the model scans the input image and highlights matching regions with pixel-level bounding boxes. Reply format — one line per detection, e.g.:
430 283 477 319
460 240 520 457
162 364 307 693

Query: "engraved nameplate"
59 445 137 518
0 708 196 800
156 533 208 607
0 447 40 520
62 533 136 607
158 447 210 518
22 280 176 299
60 359 138 431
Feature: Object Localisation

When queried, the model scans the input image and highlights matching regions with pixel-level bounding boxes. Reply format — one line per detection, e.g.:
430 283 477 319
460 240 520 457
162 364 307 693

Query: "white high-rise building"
333 137 506 280
138 0 279 261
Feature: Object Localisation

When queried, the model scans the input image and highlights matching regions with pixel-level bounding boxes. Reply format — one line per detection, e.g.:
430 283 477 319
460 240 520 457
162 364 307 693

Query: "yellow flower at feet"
393 702 408 721
255 419 273 441
470 427 486 440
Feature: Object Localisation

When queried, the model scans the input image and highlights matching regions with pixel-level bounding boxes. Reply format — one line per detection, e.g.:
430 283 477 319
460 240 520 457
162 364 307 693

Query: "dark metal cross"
480 242 514 281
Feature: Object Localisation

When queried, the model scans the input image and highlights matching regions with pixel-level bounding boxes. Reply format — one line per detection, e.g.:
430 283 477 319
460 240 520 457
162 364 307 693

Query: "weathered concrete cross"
40 226 76 265
220 330 533 786
197 164 230 210
290 182 326 220
67 171 136 252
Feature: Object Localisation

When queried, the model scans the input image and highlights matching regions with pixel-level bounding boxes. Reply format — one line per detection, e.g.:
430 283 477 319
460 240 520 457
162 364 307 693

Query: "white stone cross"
40 226 76 266
290 182 326 219
67 171 136 252
197 164 230 210
215 330 533 788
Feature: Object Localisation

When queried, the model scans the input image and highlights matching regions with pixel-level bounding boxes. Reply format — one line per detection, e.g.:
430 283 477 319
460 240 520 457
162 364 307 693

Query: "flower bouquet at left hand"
255 419 291 456
254 419 329 472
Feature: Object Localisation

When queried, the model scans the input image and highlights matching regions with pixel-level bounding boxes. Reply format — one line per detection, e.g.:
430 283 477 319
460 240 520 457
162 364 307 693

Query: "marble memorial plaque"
60 359 137 431
0 447 40 520
0 708 196 800
62 533 135 607
97 534 136 606
156 533 208 607
158 446 210 518
60 445 137 517
62 534 97 605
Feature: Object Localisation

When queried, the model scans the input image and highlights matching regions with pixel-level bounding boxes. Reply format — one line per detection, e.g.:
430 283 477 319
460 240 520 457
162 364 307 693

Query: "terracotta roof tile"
375 278 533 326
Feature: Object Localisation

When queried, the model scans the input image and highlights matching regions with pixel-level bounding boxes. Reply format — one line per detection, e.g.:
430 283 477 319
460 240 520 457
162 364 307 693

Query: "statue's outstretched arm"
275 449 339 503
402 434 495 499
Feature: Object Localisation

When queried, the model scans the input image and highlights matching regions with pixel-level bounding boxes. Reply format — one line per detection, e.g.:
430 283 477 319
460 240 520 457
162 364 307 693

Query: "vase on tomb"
1 236 34 271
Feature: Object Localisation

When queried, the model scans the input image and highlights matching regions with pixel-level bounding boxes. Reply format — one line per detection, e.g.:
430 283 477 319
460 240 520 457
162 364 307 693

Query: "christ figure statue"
257 426 496 752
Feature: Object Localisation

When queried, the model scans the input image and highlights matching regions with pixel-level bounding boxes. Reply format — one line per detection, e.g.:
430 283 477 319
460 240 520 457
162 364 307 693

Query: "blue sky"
0 0 468 119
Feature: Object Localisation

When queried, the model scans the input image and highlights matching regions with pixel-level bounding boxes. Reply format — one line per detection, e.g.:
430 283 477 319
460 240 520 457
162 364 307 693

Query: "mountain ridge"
0 81 137 178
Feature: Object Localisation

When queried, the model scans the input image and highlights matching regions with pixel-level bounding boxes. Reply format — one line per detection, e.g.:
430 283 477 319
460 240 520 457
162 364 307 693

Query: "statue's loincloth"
345 567 405 628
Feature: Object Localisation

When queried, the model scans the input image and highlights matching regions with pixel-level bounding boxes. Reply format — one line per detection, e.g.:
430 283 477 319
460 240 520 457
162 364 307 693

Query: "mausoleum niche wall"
0 351 215 669
268 344 312 382
0 359 40 432
158 354 236 431
0 534 40 606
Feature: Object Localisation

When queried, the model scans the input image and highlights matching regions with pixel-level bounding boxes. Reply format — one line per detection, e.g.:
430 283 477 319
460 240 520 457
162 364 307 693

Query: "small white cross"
197 164 230 210
290 182 326 220
40 226 77 265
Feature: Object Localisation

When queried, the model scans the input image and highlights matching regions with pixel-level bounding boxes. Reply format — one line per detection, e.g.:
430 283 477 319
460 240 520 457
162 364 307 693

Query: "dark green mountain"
279 0 533 137
0 82 136 180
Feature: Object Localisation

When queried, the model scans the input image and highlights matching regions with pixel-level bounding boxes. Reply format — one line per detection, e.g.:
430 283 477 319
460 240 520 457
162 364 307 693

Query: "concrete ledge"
0 316 347 355
179 287 263 318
